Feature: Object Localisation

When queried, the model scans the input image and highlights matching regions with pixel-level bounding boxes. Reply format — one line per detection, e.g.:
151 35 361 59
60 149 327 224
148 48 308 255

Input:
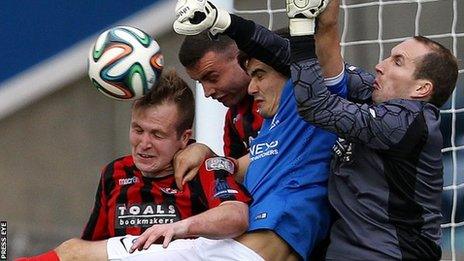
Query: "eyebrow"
151 129 167 136
393 54 404 60
200 70 217 81
248 68 265 77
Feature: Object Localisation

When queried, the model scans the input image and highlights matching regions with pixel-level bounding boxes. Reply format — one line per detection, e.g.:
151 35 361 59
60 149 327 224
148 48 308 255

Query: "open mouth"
138 153 154 159
254 97 264 104
373 80 381 90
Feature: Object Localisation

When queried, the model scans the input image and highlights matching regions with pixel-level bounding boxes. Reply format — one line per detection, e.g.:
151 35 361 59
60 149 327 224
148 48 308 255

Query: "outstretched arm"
173 143 216 189
130 201 248 251
292 59 423 151
173 0 294 76
173 143 250 187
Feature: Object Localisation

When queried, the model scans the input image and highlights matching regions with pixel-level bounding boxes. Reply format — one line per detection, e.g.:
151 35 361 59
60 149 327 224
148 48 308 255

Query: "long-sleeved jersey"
82 155 252 240
292 59 443 260
224 15 348 260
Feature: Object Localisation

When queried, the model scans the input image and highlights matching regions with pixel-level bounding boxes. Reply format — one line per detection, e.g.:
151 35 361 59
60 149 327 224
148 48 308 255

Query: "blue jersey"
244 78 347 259
224 14 348 259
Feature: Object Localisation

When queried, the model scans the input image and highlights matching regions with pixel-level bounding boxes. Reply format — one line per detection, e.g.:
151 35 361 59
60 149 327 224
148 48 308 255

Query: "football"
88 25 163 100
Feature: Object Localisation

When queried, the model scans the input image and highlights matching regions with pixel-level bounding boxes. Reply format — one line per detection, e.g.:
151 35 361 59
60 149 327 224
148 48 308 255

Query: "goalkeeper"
288 0 459 260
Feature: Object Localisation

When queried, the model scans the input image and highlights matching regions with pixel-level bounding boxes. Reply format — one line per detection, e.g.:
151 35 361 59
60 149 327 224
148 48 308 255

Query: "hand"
173 143 216 189
286 0 330 36
173 0 231 35
129 221 189 252
287 0 329 19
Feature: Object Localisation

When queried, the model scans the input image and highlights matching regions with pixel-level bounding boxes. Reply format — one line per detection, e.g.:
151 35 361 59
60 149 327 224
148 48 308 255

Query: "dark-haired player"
178 32 262 160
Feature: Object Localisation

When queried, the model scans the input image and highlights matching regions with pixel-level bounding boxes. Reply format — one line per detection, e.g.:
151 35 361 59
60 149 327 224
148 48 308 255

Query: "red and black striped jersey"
82 155 251 241
223 95 263 158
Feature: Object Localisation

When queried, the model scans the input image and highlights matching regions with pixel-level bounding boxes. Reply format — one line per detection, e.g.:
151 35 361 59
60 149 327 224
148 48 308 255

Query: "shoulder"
374 99 426 115
367 100 429 134
101 155 135 181
375 100 433 149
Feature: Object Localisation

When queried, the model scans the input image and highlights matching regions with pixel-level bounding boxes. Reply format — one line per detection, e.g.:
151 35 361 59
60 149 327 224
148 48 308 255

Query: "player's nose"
139 133 153 149
202 84 216 98
375 60 385 75
248 81 258 95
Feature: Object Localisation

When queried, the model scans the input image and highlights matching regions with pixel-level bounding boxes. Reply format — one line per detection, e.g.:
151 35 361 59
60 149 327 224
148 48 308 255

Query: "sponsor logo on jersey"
115 203 180 228
160 187 179 194
118 176 139 186
249 140 279 161
206 157 235 175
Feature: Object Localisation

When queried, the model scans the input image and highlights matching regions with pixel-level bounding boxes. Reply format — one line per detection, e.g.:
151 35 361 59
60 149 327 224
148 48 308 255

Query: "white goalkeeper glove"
173 0 231 36
286 0 329 36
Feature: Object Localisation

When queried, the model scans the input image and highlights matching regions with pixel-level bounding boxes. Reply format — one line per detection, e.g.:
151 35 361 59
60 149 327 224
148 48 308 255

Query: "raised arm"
173 0 296 76
314 0 343 78
288 0 374 99
173 142 250 187
224 14 291 76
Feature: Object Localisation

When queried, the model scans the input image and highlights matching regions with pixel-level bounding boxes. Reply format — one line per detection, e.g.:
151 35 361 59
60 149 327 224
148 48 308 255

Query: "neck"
141 165 174 178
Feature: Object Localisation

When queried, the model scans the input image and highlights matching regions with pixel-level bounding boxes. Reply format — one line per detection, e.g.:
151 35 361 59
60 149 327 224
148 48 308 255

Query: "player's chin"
371 92 384 104
220 95 241 107
136 163 158 175
219 99 234 107
134 158 157 171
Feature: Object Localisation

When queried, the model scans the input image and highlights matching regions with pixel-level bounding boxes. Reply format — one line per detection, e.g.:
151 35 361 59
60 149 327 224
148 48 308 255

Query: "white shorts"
107 235 264 261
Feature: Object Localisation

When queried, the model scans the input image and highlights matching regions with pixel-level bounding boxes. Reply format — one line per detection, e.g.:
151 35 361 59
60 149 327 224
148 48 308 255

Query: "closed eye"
151 130 166 139
201 72 219 84
249 69 265 80
392 55 404 66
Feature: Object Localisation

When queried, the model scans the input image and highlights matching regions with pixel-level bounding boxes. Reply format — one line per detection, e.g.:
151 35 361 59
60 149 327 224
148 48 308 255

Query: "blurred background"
0 0 462 260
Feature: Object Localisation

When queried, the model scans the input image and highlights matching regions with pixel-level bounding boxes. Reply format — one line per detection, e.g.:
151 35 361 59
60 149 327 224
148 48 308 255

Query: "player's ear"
179 129 193 148
412 80 433 99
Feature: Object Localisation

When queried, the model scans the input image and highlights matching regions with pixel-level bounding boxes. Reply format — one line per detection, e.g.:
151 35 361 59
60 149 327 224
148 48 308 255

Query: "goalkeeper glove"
286 0 329 36
173 0 231 36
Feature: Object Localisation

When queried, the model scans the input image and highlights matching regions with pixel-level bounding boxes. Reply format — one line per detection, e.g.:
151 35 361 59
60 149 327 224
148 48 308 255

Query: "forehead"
186 49 235 77
246 58 271 73
391 38 431 60
132 102 179 129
